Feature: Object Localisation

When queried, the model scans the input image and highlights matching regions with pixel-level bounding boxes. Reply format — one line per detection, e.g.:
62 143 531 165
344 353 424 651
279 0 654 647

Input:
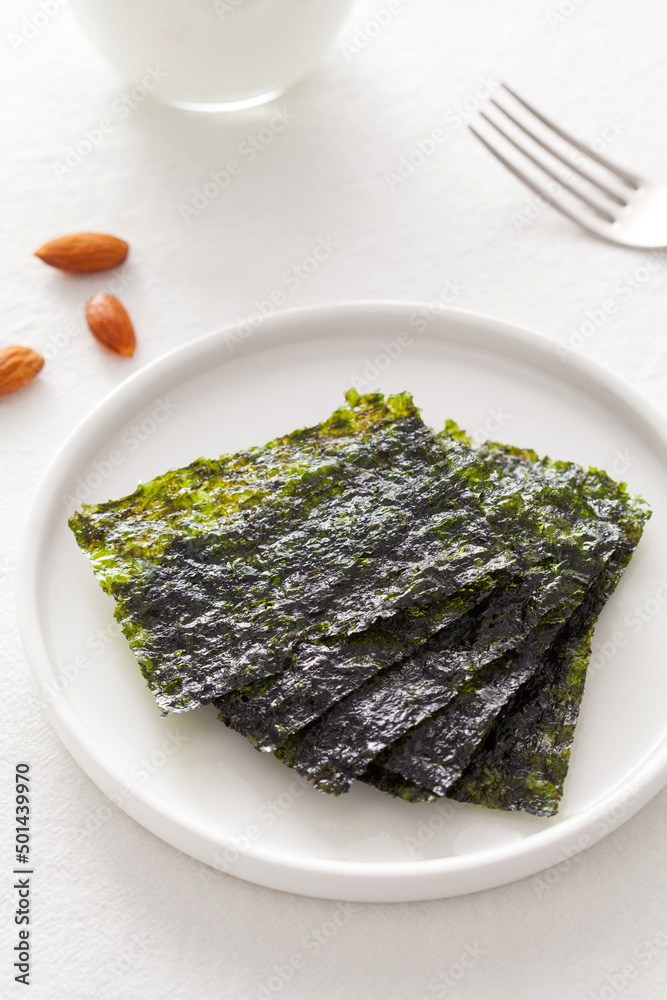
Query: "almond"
35 233 129 273
85 293 136 357
0 346 45 397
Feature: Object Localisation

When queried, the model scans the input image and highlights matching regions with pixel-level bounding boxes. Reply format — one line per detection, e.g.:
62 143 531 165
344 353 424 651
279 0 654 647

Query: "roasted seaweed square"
69 390 650 817
276 562 598 794
214 573 505 751
448 534 638 816
69 392 514 713
363 438 650 813
214 422 644 761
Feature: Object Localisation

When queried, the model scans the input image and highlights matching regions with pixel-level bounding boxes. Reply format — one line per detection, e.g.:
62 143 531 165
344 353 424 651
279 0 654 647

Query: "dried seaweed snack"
375 631 573 799
213 423 627 753
364 444 650 812
275 564 601 795
449 627 594 817
445 433 650 564
369 576 599 804
371 436 650 798
275 428 646 795
360 629 594 811
69 392 513 713
436 439 650 814
448 514 648 817
214 573 506 752
452 611 598 816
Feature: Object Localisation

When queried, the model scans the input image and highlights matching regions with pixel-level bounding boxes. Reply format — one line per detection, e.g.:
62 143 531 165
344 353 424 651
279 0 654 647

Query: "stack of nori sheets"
69 391 651 816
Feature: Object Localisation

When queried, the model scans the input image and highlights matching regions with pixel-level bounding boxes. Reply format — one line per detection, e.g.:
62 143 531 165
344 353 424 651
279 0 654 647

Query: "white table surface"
2 0 667 997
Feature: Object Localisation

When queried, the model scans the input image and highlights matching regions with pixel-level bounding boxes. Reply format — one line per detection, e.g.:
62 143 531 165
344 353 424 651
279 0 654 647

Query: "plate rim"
17 300 667 902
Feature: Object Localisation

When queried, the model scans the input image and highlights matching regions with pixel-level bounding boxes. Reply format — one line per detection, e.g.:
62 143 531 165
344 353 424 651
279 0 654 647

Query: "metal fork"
470 83 667 248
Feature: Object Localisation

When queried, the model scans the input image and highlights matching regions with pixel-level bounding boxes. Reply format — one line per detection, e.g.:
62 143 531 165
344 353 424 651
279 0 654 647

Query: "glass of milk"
71 0 355 112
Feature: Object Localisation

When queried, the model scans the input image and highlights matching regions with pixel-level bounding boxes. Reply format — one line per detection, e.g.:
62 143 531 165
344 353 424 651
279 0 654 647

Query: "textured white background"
2 0 667 997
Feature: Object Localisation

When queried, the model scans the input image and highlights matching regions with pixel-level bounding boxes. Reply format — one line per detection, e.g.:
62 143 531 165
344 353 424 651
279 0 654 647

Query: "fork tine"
489 100 628 207
468 124 611 234
479 112 616 223
501 83 640 189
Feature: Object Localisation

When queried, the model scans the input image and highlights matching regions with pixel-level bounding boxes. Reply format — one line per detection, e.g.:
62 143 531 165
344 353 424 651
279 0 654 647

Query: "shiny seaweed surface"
70 392 512 713
69 391 651 816
359 434 650 812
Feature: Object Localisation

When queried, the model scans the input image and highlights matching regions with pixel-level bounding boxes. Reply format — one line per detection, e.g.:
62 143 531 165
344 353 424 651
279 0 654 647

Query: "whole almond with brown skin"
0 346 45 397
35 233 129 273
85 293 136 357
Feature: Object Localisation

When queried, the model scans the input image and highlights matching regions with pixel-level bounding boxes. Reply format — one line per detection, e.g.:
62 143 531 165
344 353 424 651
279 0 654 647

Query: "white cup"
71 0 356 112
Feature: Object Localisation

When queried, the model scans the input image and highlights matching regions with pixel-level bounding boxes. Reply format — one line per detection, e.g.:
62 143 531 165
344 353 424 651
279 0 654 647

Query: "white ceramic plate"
17 303 667 902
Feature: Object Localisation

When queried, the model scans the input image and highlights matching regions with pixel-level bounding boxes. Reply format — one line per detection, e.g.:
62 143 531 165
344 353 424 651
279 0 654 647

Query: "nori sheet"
448 521 644 816
213 425 629 754
214 574 504 751
362 438 650 813
371 437 648 790
68 389 651 816
274 566 600 794
448 623 594 816
273 428 647 795
69 392 513 712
